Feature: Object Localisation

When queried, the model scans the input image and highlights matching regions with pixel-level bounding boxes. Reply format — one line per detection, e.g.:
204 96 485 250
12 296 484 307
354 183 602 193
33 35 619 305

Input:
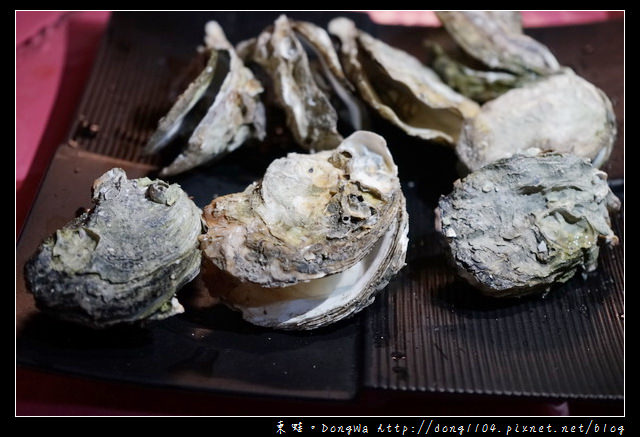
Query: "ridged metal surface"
67 25 176 164
364 197 624 399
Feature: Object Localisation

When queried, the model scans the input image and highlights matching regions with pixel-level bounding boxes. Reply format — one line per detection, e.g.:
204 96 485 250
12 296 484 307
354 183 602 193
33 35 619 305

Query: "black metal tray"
16 12 624 402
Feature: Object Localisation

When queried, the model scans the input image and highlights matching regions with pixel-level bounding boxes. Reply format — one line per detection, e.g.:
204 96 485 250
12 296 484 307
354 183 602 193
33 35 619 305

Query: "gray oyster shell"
436 11 561 75
457 71 617 171
145 21 266 177
243 15 344 151
24 168 203 328
329 17 479 145
435 153 620 298
200 131 408 329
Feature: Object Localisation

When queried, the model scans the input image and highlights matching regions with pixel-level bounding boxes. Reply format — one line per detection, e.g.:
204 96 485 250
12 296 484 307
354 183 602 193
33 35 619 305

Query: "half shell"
329 17 479 145
436 153 620 298
245 15 343 151
145 21 266 176
200 131 408 329
24 168 203 328
457 70 617 171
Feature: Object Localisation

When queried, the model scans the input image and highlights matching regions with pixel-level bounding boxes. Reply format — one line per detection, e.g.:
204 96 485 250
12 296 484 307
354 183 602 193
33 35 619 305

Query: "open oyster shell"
144 21 265 177
200 131 408 329
329 17 479 145
242 15 344 151
436 11 561 75
457 70 617 171
436 153 620 298
24 168 203 328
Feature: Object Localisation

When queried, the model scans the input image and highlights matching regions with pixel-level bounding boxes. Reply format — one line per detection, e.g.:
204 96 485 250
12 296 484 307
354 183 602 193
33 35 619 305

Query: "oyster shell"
436 153 620 298
430 43 532 103
436 11 561 75
200 131 408 329
145 21 265 177
329 17 479 145
244 15 343 151
457 71 617 171
24 168 203 328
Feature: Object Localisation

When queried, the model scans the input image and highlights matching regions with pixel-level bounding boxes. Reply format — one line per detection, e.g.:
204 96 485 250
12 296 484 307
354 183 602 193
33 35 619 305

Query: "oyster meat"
145 21 265 177
244 15 344 151
436 11 561 75
24 168 203 328
200 131 408 330
436 153 620 298
456 70 617 171
329 17 479 145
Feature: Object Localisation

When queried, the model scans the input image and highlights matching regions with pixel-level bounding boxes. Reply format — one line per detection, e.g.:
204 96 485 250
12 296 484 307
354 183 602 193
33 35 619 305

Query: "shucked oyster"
436 11 561 76
457 71 617 171
145 21 265 176
241 15 344 151
329 17 479 145
436 153 620 298
24 168 203 328
200 131 408 330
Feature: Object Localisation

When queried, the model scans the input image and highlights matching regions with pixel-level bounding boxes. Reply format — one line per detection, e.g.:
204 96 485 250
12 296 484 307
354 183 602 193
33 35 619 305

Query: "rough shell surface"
436 11 561 75
145 21 266 176
436 153 620 297
329 17 479 145
247 15 343 151
24 168 203 328
200 131 409 330
456 71 617 171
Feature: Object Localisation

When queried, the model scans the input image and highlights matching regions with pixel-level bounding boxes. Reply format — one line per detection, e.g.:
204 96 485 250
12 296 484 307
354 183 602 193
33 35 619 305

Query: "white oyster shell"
200 131 408 329
329 17 479 145
456 71 617 171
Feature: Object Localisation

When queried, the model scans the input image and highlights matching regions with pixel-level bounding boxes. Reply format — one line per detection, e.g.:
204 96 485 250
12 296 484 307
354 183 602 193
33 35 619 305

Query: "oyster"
436 153 620 298
329 17 479 145
200 131 408 329
430 43 532 103
457 71 617 171
243 15 344 151
436 11 561 75
24 168 203 328
145 21 265 177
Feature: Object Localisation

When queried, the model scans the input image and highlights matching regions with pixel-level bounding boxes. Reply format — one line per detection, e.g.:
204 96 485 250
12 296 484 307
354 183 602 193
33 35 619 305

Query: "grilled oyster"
329 17 479 145
145 21 265 177
436 11 561 75
457 71 617 171
436 153 620 298
24 168 203 328
200 131 408 330
242 15 344 151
